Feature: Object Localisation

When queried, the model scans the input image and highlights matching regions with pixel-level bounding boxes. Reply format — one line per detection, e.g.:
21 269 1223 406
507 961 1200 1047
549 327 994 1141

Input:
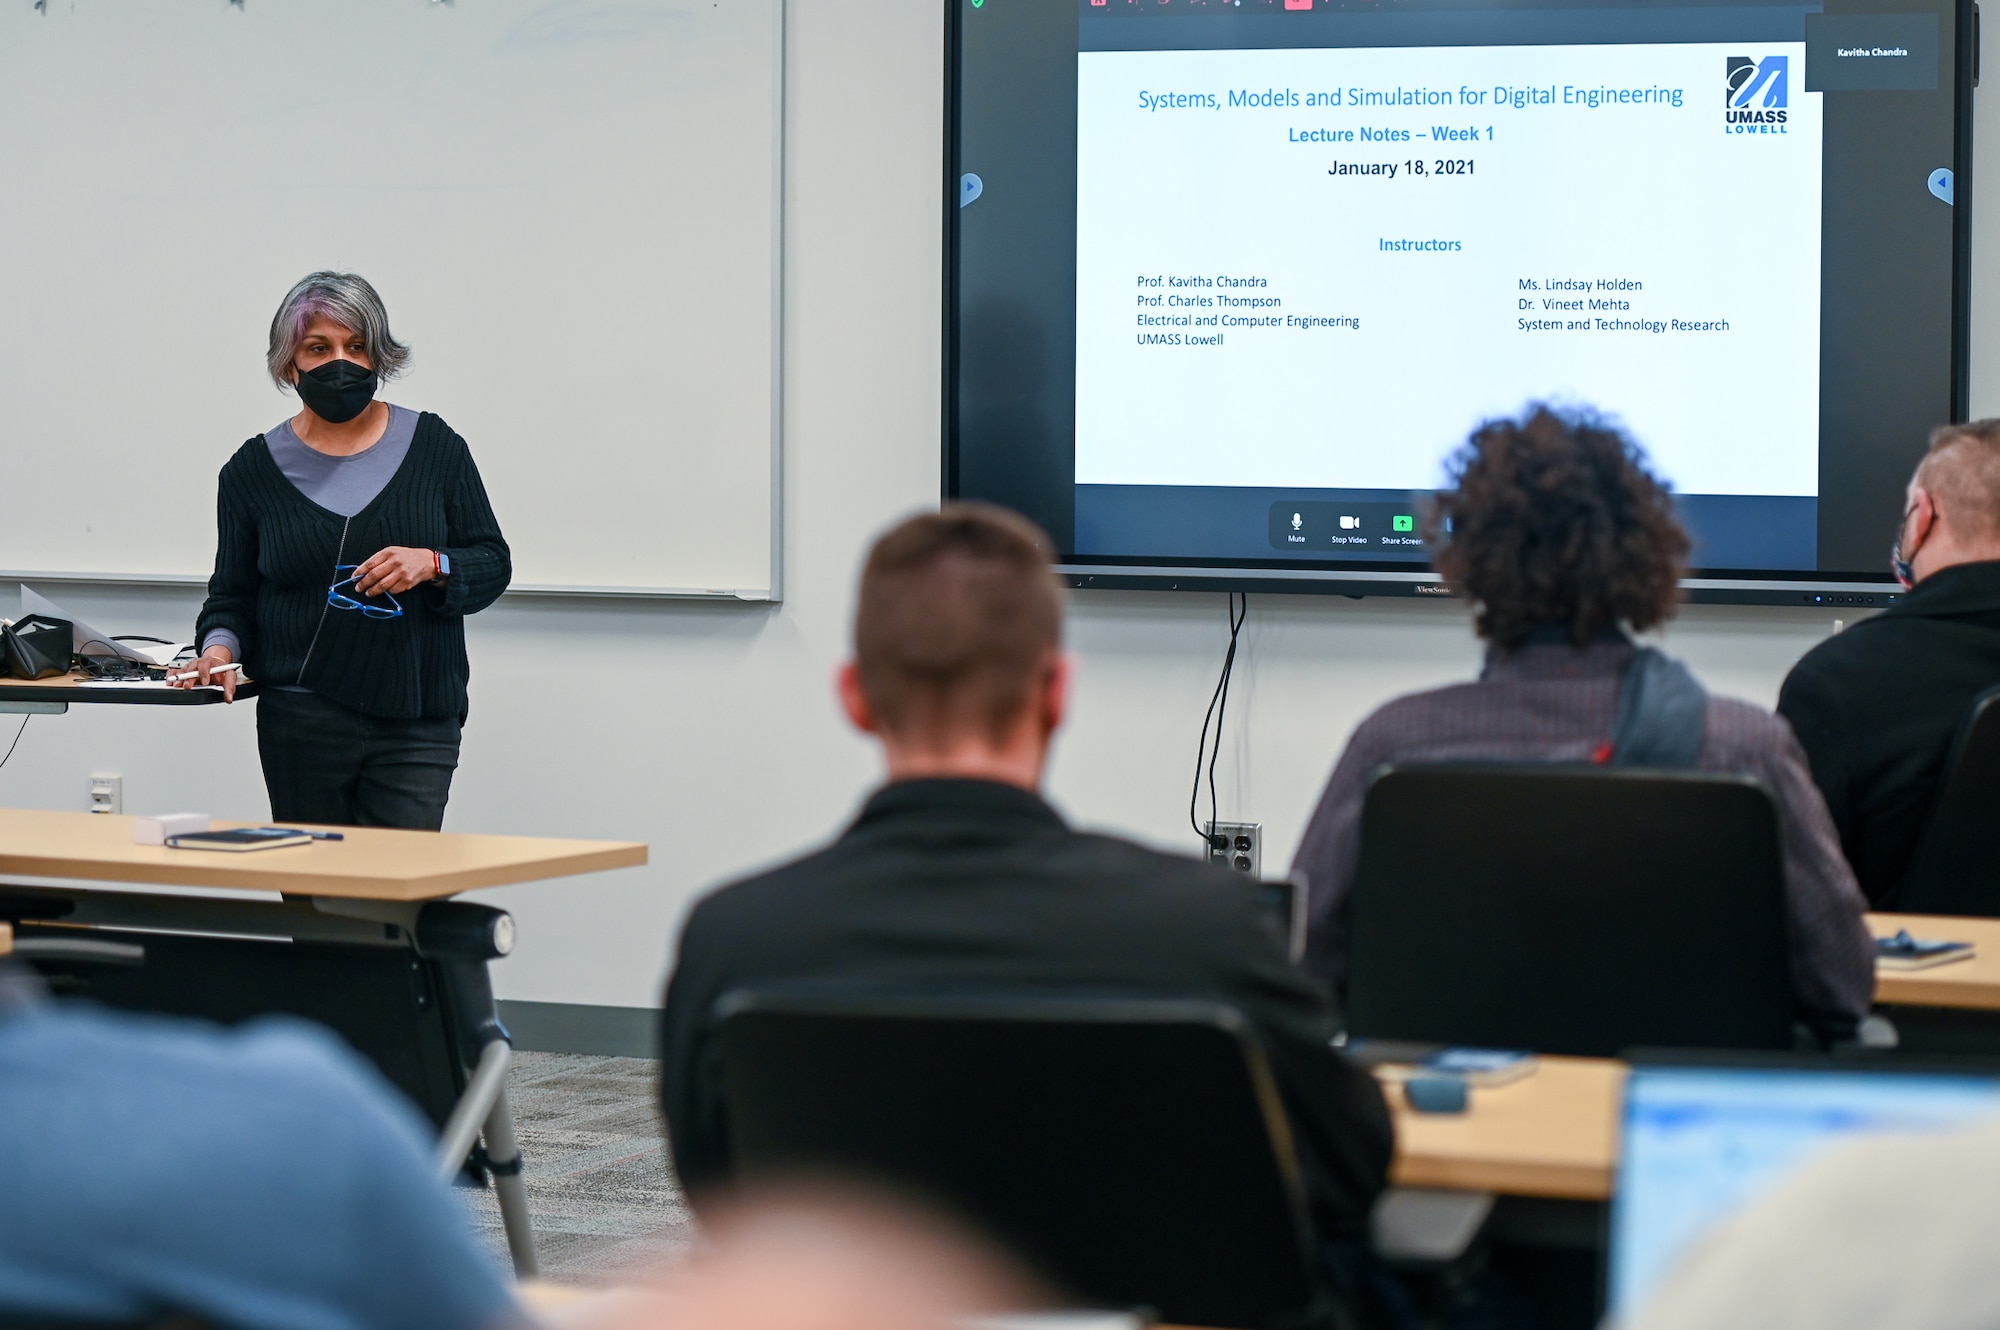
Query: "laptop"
1607 1060 2000 1321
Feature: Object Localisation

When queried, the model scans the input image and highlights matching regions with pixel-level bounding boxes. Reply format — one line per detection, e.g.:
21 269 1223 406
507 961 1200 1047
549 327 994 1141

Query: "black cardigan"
195 413 512 720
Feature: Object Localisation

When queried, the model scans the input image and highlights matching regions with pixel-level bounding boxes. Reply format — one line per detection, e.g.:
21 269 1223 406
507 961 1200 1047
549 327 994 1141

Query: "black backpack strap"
1608 647 1709 768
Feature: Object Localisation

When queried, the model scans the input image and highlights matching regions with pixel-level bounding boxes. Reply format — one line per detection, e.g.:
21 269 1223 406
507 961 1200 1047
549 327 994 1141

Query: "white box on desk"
134 813 211 845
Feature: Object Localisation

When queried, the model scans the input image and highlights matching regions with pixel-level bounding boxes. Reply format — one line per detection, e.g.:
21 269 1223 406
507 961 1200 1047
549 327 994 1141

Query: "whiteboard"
0 0 781 598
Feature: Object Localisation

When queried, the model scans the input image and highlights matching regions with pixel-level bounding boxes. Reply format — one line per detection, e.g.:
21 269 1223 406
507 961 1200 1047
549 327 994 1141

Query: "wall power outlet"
1206 821 1261 877
88 772 122 815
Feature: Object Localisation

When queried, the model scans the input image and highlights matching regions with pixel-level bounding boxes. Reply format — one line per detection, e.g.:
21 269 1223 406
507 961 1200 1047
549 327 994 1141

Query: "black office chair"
1893 685 2000 915
1345 765 1796 1057
715 991 1326 1330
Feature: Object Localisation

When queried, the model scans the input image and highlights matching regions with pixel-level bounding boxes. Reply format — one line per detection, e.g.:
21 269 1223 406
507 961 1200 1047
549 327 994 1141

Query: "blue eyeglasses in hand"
328 565 405 619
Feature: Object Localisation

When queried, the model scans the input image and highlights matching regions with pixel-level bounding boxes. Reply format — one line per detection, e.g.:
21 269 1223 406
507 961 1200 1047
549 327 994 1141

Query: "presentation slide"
1074 43 1822 498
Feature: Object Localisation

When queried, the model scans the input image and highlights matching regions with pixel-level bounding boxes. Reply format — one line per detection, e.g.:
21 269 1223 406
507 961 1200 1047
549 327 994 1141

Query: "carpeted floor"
458 1052 695 1284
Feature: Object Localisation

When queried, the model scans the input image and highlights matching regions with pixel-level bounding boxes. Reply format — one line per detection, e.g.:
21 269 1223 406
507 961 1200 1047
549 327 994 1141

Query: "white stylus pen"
167 662 243 683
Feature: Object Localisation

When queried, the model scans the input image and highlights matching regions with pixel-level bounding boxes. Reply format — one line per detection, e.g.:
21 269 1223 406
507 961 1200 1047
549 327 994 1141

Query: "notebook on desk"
165 827 313 852
1607 1060 2000 1320
1875 929 1976 970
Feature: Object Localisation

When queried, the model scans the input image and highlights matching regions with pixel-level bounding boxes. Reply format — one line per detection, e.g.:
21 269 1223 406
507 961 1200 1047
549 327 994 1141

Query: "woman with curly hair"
1290 405 1873 1039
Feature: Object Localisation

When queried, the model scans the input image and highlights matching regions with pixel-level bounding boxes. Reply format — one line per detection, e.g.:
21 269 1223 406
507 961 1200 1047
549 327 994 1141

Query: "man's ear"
1041 652 1073 736
1910 487 1940 548
837 661 879 735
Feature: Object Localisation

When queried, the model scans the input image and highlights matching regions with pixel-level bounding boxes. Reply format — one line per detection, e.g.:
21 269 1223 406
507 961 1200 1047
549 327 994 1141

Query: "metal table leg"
415 901 540 1280
484 1083 539 1278
438 1039 514 1181
435 1036 538 1277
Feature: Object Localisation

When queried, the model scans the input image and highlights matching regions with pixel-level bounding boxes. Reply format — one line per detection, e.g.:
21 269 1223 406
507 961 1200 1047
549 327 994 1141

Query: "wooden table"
0 808 645 902
0 807 648 1280
1870 912 2000 1010
0 670 257 712
1386 1055 1624 1201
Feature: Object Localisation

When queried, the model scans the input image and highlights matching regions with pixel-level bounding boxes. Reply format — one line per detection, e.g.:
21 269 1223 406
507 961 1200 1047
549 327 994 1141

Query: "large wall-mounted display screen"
946 0 1972 604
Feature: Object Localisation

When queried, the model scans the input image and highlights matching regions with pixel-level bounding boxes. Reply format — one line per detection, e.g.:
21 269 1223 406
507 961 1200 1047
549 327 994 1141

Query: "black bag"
1 614 74 680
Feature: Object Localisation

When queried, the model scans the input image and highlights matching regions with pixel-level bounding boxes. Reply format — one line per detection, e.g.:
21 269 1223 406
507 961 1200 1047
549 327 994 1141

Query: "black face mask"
294 358 378 424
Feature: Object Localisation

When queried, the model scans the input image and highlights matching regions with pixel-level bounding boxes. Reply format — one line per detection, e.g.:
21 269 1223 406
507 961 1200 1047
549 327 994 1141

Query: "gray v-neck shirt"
200 405 419 660
264 404 418 517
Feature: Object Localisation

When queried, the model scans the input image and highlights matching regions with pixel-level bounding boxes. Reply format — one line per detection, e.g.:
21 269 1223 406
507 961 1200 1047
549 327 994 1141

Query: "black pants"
257 689 462 830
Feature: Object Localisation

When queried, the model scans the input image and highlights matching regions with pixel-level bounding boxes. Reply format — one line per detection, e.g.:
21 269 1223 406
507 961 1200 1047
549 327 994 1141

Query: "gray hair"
265 271 412 390
1919 419 2000 542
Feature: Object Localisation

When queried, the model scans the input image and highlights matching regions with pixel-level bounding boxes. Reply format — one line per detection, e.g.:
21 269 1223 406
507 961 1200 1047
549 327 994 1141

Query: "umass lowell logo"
1724 55 1789 134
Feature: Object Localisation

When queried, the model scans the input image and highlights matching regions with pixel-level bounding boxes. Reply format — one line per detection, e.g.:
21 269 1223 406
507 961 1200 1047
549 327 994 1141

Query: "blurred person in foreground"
539 1185 1041 1330
1626 1113 2000 1330
0 962 519 1330
1779 419 2000 907
659 504 1393 1295
1290 405 1875 1040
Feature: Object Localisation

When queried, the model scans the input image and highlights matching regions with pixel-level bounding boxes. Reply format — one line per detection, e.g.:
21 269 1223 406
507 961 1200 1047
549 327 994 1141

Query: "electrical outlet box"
1207 821 1261 877
88 772 122 815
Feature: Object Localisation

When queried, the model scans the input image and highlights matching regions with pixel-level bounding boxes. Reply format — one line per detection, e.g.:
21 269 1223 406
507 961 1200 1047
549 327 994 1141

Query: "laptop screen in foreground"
1608 1065 2000 1319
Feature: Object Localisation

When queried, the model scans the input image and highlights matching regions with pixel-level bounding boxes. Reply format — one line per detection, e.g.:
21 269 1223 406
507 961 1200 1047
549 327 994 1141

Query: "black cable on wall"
1189 592 1247 851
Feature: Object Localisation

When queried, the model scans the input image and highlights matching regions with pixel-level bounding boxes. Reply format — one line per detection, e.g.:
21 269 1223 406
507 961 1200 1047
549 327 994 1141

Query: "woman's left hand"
351 546 439 596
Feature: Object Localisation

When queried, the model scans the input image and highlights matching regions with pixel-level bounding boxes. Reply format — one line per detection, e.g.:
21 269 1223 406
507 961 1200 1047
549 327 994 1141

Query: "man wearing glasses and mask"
1779 420 2000 906
174 271 511 830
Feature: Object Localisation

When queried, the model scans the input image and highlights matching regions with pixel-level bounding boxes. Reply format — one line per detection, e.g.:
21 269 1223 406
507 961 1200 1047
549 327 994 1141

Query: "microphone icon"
1291 512 1303 531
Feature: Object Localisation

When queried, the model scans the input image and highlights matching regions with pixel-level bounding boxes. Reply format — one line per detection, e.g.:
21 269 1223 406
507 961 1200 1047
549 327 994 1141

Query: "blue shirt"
0 991 519 1330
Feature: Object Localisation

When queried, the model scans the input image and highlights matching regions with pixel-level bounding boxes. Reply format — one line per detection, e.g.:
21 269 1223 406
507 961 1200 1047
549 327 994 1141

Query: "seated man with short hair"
660 504 1392 1259
0 968 519 1330
1290 406 1875 1039
1778 420 2000 906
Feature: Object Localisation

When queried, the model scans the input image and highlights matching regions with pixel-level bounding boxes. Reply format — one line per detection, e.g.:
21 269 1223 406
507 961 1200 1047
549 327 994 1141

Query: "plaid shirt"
1291 639 1876 1033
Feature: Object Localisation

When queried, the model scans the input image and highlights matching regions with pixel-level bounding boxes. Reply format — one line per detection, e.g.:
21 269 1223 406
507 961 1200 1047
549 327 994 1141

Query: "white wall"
4 1 1996 1011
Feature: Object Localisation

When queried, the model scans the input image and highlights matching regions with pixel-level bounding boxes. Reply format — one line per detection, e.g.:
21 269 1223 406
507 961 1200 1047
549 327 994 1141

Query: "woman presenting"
175 271 511 830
